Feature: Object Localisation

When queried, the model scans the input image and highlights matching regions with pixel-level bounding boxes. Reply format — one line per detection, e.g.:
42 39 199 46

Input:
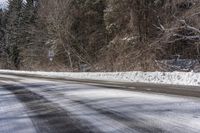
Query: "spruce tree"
5 0 23 69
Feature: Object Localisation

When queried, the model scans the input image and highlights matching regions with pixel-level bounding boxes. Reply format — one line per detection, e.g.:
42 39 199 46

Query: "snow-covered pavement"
0 87 36 133
0 74 200 133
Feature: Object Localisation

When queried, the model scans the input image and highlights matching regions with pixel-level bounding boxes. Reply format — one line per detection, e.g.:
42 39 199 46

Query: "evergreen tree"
5 0 40 69
0 9 6 60
5 0 23 69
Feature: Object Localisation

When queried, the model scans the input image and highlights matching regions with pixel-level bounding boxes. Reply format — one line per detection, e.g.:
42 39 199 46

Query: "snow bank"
0 70 200 86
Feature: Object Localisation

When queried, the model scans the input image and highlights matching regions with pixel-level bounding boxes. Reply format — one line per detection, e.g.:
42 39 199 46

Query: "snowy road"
0 74 200 133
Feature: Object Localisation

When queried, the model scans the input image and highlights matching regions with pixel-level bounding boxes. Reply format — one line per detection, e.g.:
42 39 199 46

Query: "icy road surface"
0 74 200 133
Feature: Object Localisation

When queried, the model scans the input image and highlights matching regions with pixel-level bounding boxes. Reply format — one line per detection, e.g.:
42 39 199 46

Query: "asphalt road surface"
0 74 200 133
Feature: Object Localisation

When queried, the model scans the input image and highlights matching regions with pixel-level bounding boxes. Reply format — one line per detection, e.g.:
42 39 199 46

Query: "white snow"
0 70 200 86
0 86 37 133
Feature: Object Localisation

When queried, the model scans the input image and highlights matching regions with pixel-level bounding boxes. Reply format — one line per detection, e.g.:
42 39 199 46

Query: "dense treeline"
0 0 199 71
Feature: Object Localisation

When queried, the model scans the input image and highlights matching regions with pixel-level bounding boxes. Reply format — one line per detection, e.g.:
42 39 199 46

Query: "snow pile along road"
0 70 200 86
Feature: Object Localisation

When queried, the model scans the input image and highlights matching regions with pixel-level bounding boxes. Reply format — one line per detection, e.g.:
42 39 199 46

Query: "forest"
0 0 199 72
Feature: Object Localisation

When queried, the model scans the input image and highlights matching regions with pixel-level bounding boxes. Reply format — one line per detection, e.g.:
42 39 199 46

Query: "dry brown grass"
96 0 200 72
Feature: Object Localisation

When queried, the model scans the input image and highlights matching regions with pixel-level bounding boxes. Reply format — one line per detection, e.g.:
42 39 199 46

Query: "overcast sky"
0 0 7 5
0 0 7 4
0 0 7 8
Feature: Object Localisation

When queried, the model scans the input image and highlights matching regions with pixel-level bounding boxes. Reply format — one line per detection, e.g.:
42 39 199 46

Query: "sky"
0 0 7 8
0 0 7 9
0 0 7 4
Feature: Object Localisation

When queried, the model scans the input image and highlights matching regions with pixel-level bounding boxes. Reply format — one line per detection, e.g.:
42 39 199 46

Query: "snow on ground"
0 86 37 133
0 70 200 86
23 79 200 133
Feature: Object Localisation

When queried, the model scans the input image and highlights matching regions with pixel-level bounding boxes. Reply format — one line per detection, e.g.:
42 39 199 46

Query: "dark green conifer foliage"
5 0 23 69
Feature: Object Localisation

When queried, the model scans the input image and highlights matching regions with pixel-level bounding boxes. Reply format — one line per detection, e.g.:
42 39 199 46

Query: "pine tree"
5 0 24 69
0 9 6 62
20 0 46 70
5 0 41 69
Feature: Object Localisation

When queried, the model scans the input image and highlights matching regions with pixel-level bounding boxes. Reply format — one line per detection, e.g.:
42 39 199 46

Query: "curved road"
0 74 200 133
